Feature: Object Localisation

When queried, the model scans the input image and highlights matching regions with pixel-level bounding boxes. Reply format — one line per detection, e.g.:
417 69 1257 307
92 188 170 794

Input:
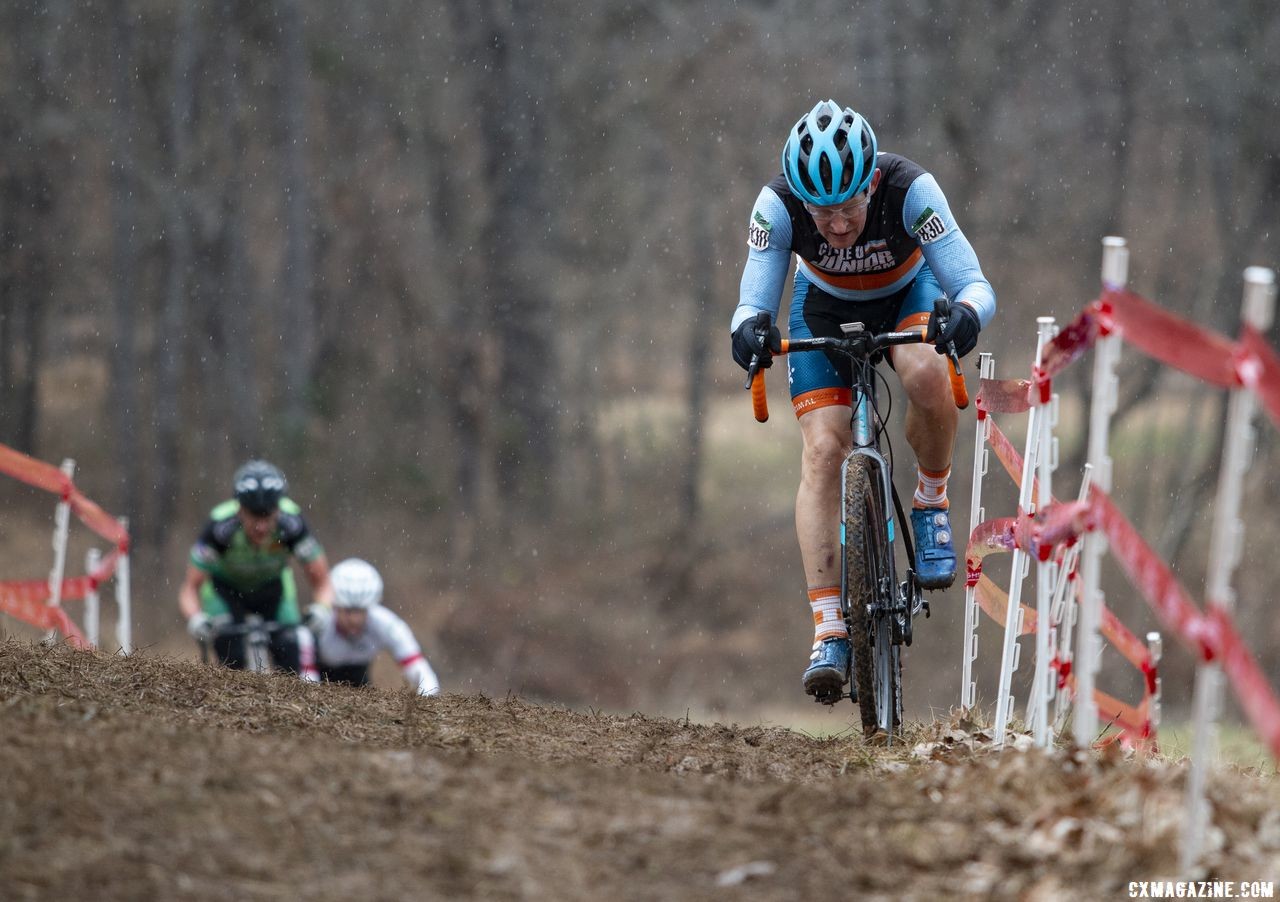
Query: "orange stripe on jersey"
792 387 852 417
806 247 923 292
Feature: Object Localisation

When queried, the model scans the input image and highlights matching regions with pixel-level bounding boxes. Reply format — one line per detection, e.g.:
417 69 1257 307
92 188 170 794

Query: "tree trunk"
445 0 559 526
679 200 714 534
276 0 315 451
107 0 140 519
211 0 259 461
438 0 521 561
151 0 199 548
0 166 50 455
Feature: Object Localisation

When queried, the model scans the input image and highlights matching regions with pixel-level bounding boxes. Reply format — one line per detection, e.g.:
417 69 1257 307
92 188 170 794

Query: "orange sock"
808 586 846 642
914 464 950 509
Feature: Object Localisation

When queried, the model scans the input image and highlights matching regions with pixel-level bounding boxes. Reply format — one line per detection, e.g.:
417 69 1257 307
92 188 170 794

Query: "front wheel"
843 457 902 737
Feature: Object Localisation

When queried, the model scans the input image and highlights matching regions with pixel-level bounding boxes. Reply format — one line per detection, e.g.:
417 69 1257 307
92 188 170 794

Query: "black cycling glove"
931 302 981 358
731 312 782 371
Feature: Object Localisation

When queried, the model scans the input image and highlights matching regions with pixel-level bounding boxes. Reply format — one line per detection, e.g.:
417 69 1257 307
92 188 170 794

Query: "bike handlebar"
211 620 289 638
746 324 970 422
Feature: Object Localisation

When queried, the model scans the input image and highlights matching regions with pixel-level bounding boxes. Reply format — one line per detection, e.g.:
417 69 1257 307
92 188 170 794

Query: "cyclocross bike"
746 298 969 738
200 614 289 673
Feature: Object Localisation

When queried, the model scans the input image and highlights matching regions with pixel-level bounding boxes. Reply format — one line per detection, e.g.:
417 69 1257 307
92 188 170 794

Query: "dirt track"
1 641 1277 901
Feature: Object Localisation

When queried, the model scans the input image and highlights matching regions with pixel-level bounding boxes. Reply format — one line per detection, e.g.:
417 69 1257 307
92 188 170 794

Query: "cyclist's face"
238 508 279 546
336 607 368 638
805 169 880 250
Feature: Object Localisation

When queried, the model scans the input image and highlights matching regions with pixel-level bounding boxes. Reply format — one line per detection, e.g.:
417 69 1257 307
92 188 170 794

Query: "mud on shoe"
802 636 851 701
911 506 957 589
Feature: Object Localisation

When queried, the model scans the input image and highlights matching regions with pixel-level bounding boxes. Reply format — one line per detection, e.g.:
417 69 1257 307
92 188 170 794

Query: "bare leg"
892 342 961 588
796 403 857 694
891 343 957 474
796 405 852 589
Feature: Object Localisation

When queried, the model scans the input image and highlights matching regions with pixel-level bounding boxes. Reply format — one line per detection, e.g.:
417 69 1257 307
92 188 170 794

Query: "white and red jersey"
315 605 440 695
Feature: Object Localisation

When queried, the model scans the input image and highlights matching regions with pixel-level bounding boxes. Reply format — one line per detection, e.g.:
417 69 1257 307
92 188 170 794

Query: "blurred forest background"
2 0 1280 728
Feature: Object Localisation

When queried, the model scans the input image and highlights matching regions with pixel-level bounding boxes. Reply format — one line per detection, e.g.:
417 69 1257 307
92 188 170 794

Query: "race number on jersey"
911 207 948 244
747 210 772 251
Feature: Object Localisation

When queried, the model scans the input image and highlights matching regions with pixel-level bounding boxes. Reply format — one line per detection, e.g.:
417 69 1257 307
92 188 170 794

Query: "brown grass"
1 640 1278 900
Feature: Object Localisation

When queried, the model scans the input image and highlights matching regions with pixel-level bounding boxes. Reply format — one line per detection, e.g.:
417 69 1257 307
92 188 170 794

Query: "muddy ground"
1 640 1277 901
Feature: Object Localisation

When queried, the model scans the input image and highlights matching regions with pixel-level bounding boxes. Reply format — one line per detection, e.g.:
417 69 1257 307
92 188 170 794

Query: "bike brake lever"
945 341 963 373
927 296 949 345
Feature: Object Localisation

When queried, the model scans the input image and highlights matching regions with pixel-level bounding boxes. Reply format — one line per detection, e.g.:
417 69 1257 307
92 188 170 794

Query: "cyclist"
731 100 996 700
179 459 333 674
309 558 441 696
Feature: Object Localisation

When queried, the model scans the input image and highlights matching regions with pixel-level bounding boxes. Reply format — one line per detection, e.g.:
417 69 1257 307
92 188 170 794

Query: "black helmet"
233 460 287 515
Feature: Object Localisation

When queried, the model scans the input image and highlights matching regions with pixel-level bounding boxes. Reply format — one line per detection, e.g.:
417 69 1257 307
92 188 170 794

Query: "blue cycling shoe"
802 636 851 700
911 506 957 589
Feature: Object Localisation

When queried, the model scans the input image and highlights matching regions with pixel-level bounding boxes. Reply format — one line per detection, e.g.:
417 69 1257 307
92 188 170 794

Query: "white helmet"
330 558 383 609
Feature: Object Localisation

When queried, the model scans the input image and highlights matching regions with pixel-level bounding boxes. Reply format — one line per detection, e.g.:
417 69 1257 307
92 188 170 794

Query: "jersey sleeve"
369 606 424 665
731 187 794 332
403 658 441 696
189 520 226 572
367 607 437 694
901 174 997 328
277 509 325 563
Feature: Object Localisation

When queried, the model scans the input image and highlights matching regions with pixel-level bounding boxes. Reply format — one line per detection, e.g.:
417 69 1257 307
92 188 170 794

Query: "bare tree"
276 0 315 448
107 0 141 518
200 0 260 461
151 0 199 546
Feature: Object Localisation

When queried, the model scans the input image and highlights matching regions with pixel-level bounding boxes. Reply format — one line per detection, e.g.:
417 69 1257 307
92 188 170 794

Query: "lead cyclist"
179 459 333 675
730 100 997 701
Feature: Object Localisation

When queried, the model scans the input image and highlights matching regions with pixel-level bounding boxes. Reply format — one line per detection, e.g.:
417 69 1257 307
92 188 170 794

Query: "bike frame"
843 393 897 575
203 614 286 673
841 370 909 734
241 615 272 673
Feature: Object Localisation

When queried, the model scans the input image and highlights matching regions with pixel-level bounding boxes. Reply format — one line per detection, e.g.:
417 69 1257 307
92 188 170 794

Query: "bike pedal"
811 686 845 707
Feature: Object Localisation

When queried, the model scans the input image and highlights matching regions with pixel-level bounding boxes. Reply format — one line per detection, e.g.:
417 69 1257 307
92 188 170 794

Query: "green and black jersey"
189 498 325 620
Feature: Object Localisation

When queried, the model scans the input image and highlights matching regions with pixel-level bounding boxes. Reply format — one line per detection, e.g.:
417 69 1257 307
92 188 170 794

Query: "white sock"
808 587 846 642
914 465 951 509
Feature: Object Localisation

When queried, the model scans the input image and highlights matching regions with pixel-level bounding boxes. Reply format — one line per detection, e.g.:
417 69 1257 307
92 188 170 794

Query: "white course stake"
115 517 132 653
961 352 995 712
1146 631 1163 737
1052 464 1092 734
1075 237 1126 749
1030 317 1059 747
46 459 76 643
84 547 102 648
993 323 1052 747
1180 266 1275 871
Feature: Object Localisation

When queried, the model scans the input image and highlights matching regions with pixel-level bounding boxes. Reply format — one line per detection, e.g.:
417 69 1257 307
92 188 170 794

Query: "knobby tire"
843 457 902 738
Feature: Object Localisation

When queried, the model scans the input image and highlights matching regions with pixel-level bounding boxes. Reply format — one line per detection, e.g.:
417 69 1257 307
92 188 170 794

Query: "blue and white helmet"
781 100 878 206
330 558 384 609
